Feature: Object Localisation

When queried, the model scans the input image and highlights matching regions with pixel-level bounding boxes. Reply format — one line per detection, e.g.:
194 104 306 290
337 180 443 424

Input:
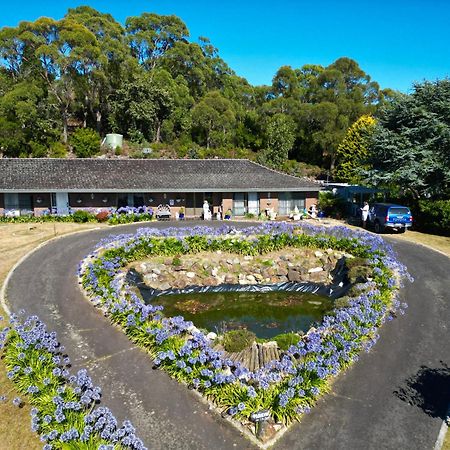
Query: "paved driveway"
5 223 450 449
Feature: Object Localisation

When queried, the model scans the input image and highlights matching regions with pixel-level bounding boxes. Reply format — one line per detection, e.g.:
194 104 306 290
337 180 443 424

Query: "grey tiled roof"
0 158 320 192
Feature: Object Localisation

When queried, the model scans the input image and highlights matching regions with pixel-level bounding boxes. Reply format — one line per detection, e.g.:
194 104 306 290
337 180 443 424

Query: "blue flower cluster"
0 314 147 449
80 222 412 424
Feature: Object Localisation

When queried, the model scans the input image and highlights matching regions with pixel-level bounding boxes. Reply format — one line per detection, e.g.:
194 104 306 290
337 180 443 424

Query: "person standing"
360 201 369 228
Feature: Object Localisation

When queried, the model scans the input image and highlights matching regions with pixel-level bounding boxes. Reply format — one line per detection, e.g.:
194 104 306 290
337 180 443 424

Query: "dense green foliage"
367 80 450 200
0 6 388 173
222 329 257 353
414 199 450 235
334 115 375 183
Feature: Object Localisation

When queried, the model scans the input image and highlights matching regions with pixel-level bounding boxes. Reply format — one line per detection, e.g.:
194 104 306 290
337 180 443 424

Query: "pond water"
150 290 334 339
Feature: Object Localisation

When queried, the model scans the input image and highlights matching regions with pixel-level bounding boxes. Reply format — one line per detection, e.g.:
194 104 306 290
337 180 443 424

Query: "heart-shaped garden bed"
79 222 411 445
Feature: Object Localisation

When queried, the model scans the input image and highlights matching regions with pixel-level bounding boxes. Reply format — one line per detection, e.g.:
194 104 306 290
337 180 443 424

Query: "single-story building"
0 158 320 218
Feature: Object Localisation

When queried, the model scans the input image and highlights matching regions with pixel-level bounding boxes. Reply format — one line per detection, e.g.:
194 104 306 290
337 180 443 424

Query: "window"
233 193 260 216
278 192 306 215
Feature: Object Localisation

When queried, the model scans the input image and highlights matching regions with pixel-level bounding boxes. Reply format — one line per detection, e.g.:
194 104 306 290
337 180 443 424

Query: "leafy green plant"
70 128 100 158
222 329 256 353
72 209 95 223
274 332 301 350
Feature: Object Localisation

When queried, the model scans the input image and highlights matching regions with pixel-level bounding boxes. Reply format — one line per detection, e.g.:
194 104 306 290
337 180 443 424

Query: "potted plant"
224 208 232 220
178 206 185 220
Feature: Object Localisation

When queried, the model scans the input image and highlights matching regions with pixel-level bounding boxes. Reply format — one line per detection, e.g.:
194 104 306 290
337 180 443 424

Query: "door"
233 193 246 216
55 192 69 215
248 192 259 215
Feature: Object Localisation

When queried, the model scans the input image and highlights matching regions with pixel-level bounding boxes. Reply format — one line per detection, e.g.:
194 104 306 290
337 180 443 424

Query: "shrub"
72 210 94 223
345 257 373 283
49 141 67 158
415 199 450 236
29 140 47 158
222 329 256 353
172 256 182 267
70 128 100 158
318 191 346 218
274 332 301 350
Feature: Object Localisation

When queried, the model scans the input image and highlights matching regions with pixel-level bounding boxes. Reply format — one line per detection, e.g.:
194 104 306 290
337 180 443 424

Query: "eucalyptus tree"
125 13 189 70
65 6 130 132
191 91 236 148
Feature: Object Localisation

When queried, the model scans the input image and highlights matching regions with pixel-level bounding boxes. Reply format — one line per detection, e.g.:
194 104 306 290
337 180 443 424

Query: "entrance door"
185 193 203 217
233 193 246 216
55 192 69 215
248 192 259 215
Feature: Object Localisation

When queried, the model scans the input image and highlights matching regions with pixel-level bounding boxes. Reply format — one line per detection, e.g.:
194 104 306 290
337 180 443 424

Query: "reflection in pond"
149 290 333 339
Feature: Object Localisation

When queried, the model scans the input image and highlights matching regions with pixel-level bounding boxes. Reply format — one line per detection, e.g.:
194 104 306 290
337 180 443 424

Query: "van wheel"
374 221 382 233
398 227 406 234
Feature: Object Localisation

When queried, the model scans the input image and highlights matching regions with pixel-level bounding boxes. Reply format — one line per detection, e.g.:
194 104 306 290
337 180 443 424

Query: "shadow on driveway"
394 361 450 420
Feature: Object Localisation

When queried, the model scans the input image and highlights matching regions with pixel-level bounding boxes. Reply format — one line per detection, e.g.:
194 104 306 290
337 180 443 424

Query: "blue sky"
2 0 449 92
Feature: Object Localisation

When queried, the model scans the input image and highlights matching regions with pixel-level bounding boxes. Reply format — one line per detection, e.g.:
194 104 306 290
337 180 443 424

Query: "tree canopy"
0 7 397 178
366 80 450 199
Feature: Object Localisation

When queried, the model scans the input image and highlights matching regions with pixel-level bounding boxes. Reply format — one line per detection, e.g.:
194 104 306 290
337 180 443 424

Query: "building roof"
0 158 320 193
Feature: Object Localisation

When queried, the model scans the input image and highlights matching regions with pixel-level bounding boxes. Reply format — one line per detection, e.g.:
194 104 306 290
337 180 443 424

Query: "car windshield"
389 207 410 215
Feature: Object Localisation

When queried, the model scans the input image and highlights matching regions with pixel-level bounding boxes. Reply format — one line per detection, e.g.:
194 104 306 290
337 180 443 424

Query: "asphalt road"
5 222 450 450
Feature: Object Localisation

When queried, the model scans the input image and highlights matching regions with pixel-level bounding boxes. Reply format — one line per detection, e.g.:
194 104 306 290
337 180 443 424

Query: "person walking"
360 201 369 228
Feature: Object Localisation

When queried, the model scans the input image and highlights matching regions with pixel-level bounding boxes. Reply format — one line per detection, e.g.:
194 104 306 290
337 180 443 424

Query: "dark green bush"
318 191 346 218
72 210 94 223
70 128 100 158
222 329 256 353
415 199 450 236
49 141 67 158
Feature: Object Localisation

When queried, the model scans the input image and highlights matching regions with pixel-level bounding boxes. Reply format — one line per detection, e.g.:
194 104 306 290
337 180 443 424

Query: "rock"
144 273 157 282
308 267 323 273
226 259 234 265
224 274 235 283
206 332 217 340
287 269 301 282
187 324 200 334
276 267 288 276
152 267 161 275
314 250 323 257
308 271 327 282
244 255 254 261
211 267 219 277
186 272 196 278
203 276 219 286
158 282 171 291
254 273 264 282
233 258 240 265
246 274 256 283
256 420 276 443
279 255 290 261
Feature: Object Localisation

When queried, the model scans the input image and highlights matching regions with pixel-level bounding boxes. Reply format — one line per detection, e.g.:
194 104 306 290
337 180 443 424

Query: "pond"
149 290 334 339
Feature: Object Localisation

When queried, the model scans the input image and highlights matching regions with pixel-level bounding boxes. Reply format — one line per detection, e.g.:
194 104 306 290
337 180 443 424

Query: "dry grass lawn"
0 220 448 447
0 222 106 449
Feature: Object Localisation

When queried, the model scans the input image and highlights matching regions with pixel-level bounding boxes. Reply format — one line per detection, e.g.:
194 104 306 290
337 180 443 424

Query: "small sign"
169 199 174 206
250 410 271 422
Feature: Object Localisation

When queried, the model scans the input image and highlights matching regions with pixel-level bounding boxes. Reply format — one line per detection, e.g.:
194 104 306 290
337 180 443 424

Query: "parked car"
367 203 413 233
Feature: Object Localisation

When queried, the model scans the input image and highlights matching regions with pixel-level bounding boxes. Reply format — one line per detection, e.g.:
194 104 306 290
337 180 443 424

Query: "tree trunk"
62 116 68 144
155 121 161 143
96 110 102 134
